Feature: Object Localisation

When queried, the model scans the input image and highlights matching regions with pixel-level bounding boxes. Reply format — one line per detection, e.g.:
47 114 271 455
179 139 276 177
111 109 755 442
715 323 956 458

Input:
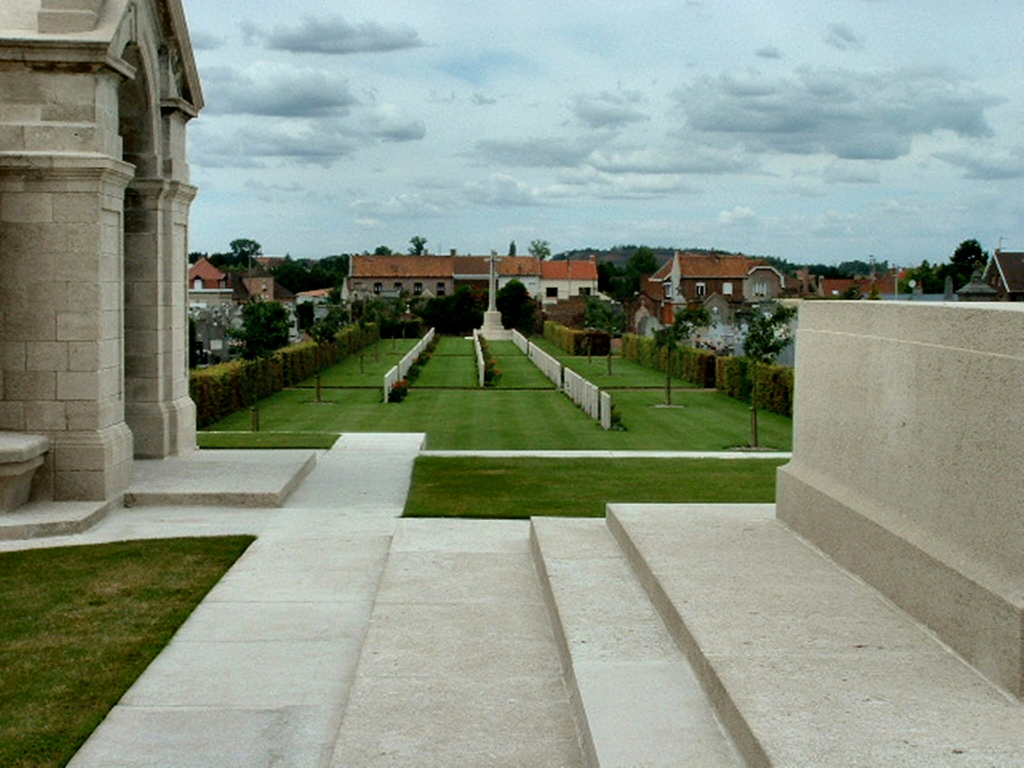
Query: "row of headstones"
512 331 614 430
383 328 436 402
472 330 487 388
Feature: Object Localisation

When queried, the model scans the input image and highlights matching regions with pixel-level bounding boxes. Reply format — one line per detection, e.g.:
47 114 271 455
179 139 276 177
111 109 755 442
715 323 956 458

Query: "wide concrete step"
0 498 114 541
608 504 1024 767
331 519 584 766
530 517 741 767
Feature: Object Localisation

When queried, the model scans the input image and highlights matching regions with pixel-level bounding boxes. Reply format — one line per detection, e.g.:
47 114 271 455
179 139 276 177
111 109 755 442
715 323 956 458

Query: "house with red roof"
540 256 599 305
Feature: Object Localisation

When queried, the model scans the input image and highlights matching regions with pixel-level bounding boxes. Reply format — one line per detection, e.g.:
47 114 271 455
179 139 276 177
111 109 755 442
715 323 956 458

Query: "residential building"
984 250 1024 301
653 251 785 324
187 258 232 308
347 255 455 301
539 257 600 305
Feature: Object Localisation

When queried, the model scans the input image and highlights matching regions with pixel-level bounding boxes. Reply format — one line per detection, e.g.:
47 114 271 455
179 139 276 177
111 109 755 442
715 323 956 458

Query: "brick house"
540 257 600 305
984 250 1024 301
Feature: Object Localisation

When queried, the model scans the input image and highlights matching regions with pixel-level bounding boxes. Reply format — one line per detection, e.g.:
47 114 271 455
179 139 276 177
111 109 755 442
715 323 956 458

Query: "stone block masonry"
776 301 1024 698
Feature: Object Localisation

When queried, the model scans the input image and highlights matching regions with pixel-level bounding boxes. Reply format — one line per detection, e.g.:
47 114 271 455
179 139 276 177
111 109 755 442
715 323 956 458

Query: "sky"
181 0 1024 266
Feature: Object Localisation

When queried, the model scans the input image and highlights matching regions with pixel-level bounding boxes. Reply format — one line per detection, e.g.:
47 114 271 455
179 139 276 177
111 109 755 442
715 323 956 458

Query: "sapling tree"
742 300 796 447
229 299 291 431
652 306 709 405
308 306 347 403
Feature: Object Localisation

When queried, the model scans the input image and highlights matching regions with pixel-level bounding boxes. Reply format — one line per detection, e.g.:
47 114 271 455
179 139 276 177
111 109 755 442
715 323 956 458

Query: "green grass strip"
404 456 784 518
198 432 339 449
0 536 254 767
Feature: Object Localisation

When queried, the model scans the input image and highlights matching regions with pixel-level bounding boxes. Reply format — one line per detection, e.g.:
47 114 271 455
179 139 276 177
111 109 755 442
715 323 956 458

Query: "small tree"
496 279 536 333
508 240 517 256
529 239 551 259
230 299 291 430
308 306 347 403
408 235 428 255
743 301 797 447
652 307 709 405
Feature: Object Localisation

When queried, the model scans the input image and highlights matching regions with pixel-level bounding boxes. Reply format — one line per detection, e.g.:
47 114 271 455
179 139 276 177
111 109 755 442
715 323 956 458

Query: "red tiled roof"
297 288 332 298
351 255 454 278
541 259 598 280
674 251 762 279
991 251 1024 294
188 257 226 289
498 256 541 276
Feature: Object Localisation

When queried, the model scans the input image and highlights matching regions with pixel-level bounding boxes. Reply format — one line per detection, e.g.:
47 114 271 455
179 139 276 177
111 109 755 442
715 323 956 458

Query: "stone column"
480 251 506 338
0 153 135 500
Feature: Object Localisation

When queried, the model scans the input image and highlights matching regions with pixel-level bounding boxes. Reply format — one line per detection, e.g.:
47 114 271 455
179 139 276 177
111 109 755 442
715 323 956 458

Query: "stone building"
0 0 202 500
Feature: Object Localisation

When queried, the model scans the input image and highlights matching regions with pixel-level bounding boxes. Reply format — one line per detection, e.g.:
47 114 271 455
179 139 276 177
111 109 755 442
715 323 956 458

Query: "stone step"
530 516 741 767
330 519 584 766
608 503 1024 767
0 498 114 541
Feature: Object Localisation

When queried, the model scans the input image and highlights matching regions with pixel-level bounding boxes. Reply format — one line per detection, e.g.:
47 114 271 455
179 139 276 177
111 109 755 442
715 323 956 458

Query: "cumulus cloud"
934 147 1024 179
570 90 648 130
718 206 757 225
825 23 863 51
676 67 998 160
756 46 783 60
259 15 424 54
193 123 361 167
475 137 595 168
471 92 498 106
587 146 753 175
349 194 447 219
202 64 359 118
190 31 225 51
359 104 426 142
463 174 542 206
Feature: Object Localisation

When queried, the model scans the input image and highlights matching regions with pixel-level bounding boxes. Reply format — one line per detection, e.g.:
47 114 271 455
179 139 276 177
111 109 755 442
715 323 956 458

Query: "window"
546 286 558 298
755 280 768 296
193 278 203 289
723 282 733 296
394 282 403 292
414 282 423 296
663 282 673 299
579 286 591 296
695 282 706 296
373 282 382 295
436 282 446 296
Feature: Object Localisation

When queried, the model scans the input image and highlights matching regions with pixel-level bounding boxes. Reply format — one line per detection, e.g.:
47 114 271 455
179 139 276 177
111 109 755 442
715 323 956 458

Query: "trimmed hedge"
543 321 611 356
620 332 793 417
190 323 379 428
620 334 717 389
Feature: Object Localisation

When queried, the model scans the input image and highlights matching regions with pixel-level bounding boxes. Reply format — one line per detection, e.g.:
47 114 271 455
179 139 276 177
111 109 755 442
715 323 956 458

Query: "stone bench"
0 432 49 512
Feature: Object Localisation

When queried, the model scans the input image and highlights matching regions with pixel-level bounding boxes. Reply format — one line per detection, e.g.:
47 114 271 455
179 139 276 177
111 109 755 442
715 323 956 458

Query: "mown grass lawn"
528 336 694 390
413 337 477 389
200 385 792 451
0 537 253 768
404 456 784 518
295 338 420 389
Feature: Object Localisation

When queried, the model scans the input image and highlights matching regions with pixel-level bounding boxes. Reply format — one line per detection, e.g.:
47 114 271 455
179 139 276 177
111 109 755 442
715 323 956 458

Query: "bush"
388 379 409 402
621 334 716 388
478 337 502 386
544 322 611 356
190 323 380 427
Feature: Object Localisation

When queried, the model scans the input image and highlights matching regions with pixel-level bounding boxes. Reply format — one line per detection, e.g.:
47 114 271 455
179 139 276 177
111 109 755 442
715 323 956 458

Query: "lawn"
528 336 696 390
200 384 791 451
0 537 253 767
404 456 784 518
295 338 420 389
200 333 793 451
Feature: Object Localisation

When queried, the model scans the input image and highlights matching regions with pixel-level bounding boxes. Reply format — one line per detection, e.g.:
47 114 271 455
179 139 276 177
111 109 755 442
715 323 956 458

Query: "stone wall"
776 301 1024 698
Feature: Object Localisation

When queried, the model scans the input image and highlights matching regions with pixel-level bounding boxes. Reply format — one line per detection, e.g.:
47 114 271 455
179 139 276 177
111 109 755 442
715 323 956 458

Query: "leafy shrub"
190 322 380 427
544 322 611 356
388 379 409 402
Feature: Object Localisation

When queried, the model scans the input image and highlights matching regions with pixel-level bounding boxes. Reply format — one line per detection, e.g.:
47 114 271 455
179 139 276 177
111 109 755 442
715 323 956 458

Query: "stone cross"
488 251 500 312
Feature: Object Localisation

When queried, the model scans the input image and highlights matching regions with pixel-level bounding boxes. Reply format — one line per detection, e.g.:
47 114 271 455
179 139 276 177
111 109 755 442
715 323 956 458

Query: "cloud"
825 23 863 51
587 146 753 175
677 67 999 160
570 90 648 130
463 174 542 206
934 147 1024 179
475 137 595 168
822 160 881 184
202 64 358 117
259 15 424 54
349 194 447 218
756 46 783 60
359 104 426 142
718 206 757 225
192 123 361 167
190 31 225 51
471 92 498 106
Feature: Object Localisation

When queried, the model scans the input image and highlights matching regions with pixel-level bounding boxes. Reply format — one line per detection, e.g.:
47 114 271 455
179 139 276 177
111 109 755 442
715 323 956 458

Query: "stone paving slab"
126 450 317 507
531 517 741 767
608 504 1024 767
0 498 114 541
331 519 583 767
